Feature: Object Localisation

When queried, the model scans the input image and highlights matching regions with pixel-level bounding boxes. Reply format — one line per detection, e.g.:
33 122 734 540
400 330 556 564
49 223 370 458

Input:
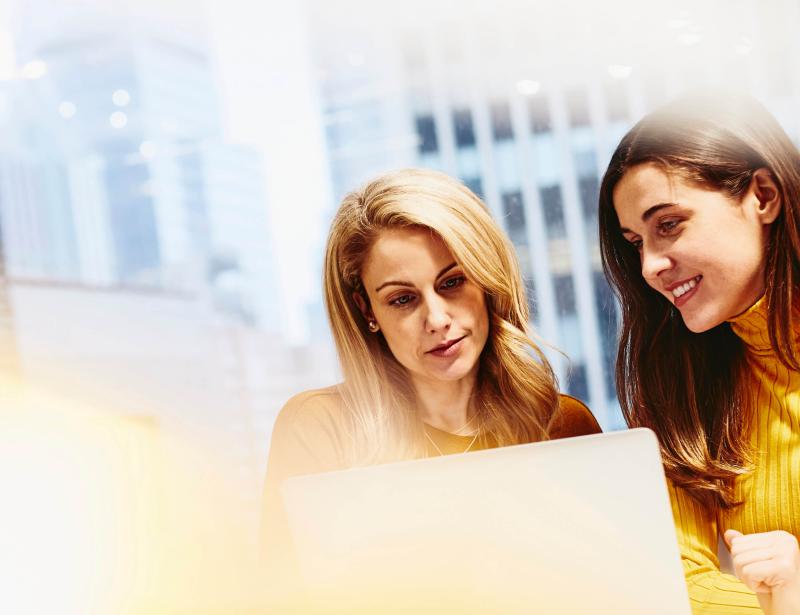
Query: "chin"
430 359 479 383
429 367 473 382
680 309 724 334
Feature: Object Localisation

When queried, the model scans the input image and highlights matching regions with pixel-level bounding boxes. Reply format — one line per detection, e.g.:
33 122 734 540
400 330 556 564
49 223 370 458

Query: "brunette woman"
600 93 800 614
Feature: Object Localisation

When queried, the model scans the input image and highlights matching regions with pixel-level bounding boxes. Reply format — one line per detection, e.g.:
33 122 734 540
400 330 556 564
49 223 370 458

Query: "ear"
352 291 374 322
751 167 781 225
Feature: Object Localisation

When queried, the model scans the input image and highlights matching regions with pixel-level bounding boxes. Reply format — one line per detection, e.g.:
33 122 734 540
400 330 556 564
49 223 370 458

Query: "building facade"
308 0 800 429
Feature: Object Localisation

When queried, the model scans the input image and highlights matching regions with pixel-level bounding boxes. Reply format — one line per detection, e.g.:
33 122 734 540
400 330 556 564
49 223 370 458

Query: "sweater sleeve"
668 481 761 613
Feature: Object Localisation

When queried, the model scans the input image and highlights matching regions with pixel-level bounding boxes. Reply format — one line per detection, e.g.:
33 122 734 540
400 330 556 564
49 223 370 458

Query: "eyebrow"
374 262 458 293
618 202 677 234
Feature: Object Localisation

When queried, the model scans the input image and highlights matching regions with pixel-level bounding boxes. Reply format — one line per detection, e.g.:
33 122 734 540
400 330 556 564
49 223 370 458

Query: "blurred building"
4 0 281 329
0 1 300 563
307 0 800 430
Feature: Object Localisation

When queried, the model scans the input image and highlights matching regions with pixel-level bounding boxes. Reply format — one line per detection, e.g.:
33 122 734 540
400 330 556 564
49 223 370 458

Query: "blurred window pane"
553 274 576 316
578 175 600 230
567 362 589 401
462 176 483 199
540 184 566 239
573 147 597 178
453 108 476 148
528 94 551 134
502 190 526 246
593 270 619 398
415 114 439 154
490 101 514 141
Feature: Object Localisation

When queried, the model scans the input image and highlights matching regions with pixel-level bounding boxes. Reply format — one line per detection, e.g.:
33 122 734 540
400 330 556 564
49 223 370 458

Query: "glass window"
415 114 438 154
501 191 526 246
566 362 589 402
490 101 514 141
453 108 476 148
528 94 551 134
578 175 600 230
573 148 596 178
462 176 483 199
540 184 566 239
532 133 560 185
553 274 576 316
593 270 619 399
493 141 519 192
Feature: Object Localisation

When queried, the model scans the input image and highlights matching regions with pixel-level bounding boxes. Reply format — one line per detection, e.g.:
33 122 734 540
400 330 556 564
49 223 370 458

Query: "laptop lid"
281 428 691 614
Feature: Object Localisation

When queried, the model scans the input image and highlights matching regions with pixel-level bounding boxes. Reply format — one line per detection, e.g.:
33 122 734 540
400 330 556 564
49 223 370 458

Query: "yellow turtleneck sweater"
669 296 800 613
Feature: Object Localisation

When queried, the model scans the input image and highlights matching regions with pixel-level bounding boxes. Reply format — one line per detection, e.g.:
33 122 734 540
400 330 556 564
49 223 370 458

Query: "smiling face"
357 226 489 388
612 162 780 332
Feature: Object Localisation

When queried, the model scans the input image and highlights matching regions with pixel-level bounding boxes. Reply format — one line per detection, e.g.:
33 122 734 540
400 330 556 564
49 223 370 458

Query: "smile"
668 275 702 307
427 336 466 358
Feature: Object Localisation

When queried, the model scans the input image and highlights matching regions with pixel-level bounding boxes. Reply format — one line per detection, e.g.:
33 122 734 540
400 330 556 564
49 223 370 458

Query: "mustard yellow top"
669 296 800 613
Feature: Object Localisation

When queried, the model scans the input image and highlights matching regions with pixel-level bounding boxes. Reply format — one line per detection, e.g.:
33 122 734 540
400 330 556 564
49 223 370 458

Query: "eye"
624 236 642 251
440 275 466 291
656 218 681 235
389 293 415 307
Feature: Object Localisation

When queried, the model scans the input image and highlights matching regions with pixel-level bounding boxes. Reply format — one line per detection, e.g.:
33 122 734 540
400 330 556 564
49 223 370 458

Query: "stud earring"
368 320 379 332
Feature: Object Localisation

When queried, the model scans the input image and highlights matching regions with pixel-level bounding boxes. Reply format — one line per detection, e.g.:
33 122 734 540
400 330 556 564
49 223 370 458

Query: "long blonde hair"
324 168 559 465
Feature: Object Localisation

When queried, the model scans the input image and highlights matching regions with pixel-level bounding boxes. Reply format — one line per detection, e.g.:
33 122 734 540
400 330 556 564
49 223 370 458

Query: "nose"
640 243 672 282
424 293 452 334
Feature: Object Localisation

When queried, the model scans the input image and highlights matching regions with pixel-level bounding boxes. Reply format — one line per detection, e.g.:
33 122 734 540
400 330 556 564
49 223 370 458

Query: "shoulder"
274 385 345 427
268 385 350 476
548 394 602 440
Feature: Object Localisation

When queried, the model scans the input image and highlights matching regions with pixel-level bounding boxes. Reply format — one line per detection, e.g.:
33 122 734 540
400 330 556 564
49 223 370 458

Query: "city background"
2 0 799 611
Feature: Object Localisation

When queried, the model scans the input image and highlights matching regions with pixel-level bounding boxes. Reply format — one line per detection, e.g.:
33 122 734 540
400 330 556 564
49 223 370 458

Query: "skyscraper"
307 0 800 429
5 0 281 330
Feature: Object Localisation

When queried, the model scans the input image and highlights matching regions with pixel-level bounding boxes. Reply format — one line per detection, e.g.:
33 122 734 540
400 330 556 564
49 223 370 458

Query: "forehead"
361 227 453 284
612 163 678 223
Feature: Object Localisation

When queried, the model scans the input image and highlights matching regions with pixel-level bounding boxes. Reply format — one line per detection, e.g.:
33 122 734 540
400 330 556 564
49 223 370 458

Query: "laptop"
281 428 691 614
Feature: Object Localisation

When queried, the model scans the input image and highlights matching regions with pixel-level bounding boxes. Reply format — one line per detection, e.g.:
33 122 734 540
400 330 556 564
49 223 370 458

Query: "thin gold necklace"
424 427 480 456
451 412 478 436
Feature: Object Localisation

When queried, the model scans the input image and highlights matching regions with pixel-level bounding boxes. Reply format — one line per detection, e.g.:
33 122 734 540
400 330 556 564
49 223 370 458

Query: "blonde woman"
262 168 600 582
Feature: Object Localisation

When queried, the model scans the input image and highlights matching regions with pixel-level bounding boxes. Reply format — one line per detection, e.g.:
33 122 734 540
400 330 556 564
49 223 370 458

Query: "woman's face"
613 162 779 333
357 226 489 387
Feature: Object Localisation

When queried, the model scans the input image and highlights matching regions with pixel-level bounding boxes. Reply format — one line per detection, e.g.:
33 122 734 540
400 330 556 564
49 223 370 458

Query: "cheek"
643 272 663 293
465 291 489 341
376 312 422 361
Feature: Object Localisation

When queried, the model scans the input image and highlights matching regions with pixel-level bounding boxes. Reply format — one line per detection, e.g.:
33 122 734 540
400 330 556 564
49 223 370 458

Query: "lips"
427 335 466 357
665 275 702 308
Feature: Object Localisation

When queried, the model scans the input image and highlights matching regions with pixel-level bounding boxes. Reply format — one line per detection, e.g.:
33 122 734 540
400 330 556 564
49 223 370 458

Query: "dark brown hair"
599 93 800 510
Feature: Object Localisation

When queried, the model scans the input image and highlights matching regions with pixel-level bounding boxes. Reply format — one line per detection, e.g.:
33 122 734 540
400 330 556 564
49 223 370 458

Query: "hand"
724 529 800 594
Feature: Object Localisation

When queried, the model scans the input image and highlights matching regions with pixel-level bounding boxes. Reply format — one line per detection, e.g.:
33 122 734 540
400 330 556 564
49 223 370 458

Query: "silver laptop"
281 428 691 614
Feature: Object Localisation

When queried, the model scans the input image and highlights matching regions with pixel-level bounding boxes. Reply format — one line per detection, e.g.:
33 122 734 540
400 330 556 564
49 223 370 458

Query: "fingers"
734 548 777 568
724 529 743 549
741 560 792 593
724 530 800 594
728 530 798 556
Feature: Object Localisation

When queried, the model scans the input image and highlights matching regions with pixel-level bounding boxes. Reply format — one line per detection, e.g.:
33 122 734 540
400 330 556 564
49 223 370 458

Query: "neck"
411 369 478 434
